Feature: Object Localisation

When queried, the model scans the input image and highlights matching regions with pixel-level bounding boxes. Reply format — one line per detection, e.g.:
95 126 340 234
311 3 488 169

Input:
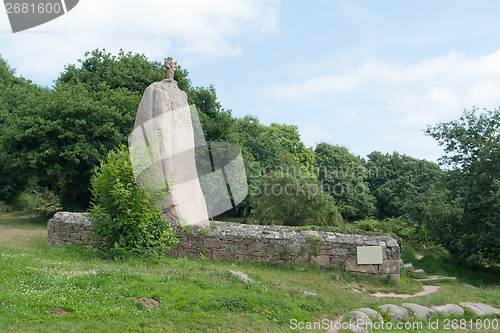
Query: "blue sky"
2 0 500 162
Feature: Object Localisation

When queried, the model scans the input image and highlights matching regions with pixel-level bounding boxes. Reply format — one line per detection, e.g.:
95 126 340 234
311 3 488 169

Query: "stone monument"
129 58 209 226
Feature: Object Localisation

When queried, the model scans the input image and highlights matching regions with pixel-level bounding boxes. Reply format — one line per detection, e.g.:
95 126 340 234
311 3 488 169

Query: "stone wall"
47 212 400 281
47 212 93 246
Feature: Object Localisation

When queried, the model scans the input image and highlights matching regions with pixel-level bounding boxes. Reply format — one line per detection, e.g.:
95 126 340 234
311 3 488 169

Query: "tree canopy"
417 108 500 263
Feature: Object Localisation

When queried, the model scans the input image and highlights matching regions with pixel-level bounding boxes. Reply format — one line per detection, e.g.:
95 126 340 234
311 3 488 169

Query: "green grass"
0 212 499 332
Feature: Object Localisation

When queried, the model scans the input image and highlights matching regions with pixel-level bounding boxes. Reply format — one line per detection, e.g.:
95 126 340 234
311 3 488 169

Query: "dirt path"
370 285 440 298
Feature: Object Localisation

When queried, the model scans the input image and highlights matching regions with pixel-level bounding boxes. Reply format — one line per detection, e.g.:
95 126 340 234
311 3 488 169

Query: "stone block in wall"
203 238 220 248
328 248 349 256
311 255 330 266
241 239 254 245
248 242 265 252
294 256 309 265
59 232 70 240
379 259 399 274
222 241 239 251
264 243 274 253
289 244 302 255
213 250 234 261
345 257 378 274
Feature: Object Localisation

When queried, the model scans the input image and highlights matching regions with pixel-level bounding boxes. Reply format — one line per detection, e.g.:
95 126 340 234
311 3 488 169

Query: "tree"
366 151 443 218
314 143 377 220
423 107 500 263
253 170 342 226
229 117 316 218
1 81 140 210
1 49 236 210
0 55 41 201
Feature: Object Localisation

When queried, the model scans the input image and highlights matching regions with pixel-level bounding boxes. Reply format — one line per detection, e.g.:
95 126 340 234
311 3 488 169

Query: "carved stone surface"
130 69 209 226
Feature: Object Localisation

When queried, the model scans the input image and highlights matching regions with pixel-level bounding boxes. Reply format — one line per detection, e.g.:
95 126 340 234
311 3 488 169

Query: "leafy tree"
1 81 140 210
315 143 377 220
1 49 237 210
229 117 316 218
366 151 443 218
0 55 41 201
188 85 236 143
253 170 342 226
422 107 500 263
89 145 178 257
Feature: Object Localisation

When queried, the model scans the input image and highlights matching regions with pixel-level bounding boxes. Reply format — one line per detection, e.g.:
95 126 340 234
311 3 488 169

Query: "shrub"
89 145 178 257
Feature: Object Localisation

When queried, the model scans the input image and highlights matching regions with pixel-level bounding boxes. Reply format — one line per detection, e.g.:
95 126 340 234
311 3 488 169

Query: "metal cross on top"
164 57 176 81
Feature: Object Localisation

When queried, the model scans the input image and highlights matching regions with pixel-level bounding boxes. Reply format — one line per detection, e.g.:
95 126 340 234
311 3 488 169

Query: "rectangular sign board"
357 246 383 265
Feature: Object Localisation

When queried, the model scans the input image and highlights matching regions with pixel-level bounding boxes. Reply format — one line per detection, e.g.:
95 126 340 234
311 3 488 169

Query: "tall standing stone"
129 57 209 226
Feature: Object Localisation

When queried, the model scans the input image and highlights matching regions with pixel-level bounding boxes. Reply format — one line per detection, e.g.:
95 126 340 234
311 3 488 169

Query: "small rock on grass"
432 304 464 316
228 270 253 283
48 308 67 315
461 283 478 289
302 290 318 296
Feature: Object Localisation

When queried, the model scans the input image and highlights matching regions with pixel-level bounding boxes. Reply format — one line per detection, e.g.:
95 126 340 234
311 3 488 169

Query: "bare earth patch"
136 298 159 309
48 308 67 315
370 285 440 298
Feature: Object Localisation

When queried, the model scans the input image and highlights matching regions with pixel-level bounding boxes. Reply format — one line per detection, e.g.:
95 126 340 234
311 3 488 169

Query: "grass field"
0 212 499 332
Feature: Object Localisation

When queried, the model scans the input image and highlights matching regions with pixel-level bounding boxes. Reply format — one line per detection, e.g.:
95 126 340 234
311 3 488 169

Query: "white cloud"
266 49 500 128
0 0 279 84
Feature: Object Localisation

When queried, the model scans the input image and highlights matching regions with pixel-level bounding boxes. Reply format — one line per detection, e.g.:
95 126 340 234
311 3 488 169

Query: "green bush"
89 145 178 257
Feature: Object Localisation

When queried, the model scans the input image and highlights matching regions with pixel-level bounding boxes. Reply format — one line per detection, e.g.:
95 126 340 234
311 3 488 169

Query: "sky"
2 0 500 162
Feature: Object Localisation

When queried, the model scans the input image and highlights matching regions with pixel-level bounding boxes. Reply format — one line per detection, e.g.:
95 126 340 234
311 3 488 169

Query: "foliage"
354 216 430 248
366 151 443 218
253 170 342 226
314 143 377 220
89 145 177 258
420 107 500 263
0 55 40 201
1 81 140 210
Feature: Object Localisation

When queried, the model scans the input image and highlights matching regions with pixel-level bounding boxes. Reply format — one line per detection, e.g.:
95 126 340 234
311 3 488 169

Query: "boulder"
404 263 414 272
356 308 384 322
460 302 500 316
378 304 409 321
402 303 437 319
432 304 464 316
347 324 368 333
348 311 373 326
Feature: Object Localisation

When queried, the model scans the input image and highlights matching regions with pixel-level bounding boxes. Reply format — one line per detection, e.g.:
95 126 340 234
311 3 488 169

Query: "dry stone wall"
47 212 400 281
